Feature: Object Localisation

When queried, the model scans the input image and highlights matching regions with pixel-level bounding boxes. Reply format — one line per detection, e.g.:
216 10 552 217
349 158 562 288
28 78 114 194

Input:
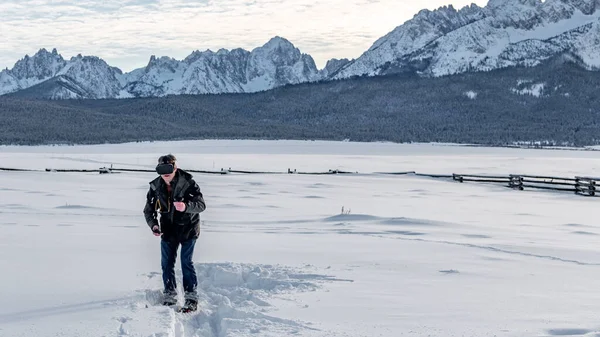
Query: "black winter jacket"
143 169 206 242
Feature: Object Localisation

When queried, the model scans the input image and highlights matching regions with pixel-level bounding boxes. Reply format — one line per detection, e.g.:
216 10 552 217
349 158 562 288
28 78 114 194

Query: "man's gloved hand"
152 225 161 237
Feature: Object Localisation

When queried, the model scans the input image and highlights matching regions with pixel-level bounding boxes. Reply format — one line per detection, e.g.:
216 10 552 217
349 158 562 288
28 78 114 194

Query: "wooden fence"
2 165 598 197
0 166 357 175
452 173 598 196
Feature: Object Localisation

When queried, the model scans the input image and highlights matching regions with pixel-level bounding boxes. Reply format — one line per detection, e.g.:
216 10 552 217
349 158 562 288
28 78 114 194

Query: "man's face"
161 165 177 183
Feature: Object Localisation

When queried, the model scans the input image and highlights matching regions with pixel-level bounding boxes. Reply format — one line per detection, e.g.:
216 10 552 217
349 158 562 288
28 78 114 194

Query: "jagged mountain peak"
183 49 218 64
55 54 124 99
250 36 303 65
66 53 124 74
0 48 67 95
16 47 64 64
147 55 180 68
0 48 126 98
69 54 105 63
320 58 352 78
32 47 60 58
487 0 540 10
261 36 294 49
9 48 66 81
179 48 251 67
411 3 485 25
244 36 318 86
384 4 486 45
326 58 351 69
413 4 469 21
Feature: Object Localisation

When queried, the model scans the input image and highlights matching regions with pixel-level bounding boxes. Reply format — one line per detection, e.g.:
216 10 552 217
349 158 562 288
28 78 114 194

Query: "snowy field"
2 140 600 337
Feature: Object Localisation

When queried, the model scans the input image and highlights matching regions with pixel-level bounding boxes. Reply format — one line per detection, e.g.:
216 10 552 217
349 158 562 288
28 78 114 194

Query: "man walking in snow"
143 154 206 313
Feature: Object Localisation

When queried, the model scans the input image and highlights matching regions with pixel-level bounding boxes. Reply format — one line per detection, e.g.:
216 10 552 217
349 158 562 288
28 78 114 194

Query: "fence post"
509 175 524 190
575 176 596 196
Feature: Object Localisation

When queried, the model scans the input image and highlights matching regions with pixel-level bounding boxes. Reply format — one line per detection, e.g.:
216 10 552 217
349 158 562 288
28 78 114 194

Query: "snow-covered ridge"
332 3 487 78
334 0 600 78
0 48 66 95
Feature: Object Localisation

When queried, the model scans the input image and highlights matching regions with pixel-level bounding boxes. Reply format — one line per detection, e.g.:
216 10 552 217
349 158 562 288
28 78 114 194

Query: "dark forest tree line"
1 58 599 146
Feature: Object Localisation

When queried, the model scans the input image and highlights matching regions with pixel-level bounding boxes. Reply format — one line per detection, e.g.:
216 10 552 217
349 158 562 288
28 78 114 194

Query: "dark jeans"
161 238 198 301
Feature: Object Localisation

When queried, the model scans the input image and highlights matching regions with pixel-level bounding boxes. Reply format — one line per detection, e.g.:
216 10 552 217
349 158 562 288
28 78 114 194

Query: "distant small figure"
143 154 206 313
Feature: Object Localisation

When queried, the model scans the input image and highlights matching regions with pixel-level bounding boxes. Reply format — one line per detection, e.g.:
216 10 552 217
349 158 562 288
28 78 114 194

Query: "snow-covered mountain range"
333 0 600 78
0 37 320 99
1 0 599 99
124 37 320 98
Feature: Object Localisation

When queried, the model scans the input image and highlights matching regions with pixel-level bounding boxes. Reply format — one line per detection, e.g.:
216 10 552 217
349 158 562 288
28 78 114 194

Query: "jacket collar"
149 169 193 196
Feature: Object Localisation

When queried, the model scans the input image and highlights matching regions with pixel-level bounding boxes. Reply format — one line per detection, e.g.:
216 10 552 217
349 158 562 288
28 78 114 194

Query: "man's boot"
162 291 177 306
179 299 198 313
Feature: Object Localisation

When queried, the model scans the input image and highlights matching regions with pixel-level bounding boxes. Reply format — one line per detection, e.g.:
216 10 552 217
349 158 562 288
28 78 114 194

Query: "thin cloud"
0 0 489 72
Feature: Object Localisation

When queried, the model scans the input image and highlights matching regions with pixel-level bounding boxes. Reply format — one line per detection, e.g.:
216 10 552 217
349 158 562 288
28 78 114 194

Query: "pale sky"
0 0 489 73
